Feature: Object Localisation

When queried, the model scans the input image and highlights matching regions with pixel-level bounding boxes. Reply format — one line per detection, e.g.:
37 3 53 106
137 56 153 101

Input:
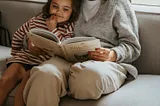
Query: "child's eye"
53 5 58 9
63 8 70 12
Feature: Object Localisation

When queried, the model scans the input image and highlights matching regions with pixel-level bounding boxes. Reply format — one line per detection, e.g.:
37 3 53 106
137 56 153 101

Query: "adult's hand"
88 48 117 62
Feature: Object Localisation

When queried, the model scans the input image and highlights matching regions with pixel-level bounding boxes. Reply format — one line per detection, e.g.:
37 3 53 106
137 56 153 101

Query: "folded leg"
68 61 127 100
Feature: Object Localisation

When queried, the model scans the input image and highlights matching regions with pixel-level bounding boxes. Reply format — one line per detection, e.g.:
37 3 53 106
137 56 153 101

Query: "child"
0 0 82 106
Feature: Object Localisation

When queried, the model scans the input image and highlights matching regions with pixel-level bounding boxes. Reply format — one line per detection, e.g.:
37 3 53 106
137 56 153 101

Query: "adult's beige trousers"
23 56 127 106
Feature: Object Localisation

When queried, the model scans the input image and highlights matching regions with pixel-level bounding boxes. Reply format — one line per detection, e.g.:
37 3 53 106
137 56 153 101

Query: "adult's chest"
74 16 117 42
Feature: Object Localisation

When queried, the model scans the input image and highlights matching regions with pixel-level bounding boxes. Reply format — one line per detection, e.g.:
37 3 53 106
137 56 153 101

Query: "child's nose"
56 9 62 15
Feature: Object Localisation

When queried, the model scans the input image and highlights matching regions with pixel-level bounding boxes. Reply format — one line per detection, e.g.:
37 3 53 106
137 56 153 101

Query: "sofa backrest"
0 0 160 75
133 12 160 75
0 0 44 38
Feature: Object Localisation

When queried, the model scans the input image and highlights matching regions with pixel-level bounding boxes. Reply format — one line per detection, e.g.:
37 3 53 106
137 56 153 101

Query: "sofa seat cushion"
0 45 11 61
4 75 160 106
60 75 160 106
0 45 11 77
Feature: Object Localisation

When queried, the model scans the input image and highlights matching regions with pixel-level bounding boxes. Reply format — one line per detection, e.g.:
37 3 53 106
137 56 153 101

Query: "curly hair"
42 0 82 22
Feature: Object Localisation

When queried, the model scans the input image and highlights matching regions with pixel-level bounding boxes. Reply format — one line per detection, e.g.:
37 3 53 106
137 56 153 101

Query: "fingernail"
31 43 35 46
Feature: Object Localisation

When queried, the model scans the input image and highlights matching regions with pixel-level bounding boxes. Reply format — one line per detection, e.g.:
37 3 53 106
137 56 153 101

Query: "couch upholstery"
0 0 160 106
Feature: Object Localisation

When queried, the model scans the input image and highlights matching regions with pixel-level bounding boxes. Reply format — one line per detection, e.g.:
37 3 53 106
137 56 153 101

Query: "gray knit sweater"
74 0 141 78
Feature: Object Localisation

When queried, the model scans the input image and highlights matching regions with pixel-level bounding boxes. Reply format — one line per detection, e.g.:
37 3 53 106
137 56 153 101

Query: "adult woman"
23 0 141 106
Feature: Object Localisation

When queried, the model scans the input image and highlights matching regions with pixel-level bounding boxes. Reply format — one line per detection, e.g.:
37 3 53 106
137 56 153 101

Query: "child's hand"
88 48 117 62
46 14 57 32
28 38 47 56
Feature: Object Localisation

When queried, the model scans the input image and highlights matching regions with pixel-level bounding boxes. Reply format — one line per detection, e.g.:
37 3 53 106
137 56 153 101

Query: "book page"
62 39 101 62
30 28 60 43
62 37 97 44
27 32 64 58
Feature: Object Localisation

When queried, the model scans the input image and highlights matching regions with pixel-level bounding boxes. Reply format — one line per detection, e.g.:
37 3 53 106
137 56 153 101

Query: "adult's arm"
111 0 141 63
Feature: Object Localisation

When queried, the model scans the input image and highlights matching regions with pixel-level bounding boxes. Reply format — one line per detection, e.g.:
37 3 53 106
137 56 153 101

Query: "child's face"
49 0 73 23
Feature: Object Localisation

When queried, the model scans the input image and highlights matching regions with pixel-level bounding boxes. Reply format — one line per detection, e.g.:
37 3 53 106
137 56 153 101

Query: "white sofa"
1 0 160 106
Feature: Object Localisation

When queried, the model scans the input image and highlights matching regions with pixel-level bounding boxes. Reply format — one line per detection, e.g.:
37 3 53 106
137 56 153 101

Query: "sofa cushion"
60 75 160 106
0 0 44 39
133 12 160 74
0 46 11 75
0 46 11 60
4 75 160 106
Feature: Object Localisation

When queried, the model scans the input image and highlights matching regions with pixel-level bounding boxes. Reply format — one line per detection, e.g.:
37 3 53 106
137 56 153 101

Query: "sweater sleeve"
52 22 74 41
111 0 141 63
11 17 34 56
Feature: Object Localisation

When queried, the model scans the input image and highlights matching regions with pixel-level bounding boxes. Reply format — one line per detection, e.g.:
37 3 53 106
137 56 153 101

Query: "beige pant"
23 57 127 106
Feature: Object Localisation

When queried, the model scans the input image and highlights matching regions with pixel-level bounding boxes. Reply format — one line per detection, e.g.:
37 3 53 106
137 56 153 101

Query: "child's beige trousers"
23 56 127 106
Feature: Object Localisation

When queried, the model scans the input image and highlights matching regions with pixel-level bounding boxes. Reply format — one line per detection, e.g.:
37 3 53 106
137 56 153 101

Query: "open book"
27 28 101 62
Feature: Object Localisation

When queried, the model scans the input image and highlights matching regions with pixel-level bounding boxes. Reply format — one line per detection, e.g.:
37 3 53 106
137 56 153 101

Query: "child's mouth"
50 13 63 18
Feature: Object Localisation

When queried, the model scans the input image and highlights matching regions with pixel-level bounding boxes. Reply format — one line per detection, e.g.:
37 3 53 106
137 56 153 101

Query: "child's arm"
46 15 74 41
27 38 48 56
51 22 74 41
11 17 34 56
14 70 30 106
